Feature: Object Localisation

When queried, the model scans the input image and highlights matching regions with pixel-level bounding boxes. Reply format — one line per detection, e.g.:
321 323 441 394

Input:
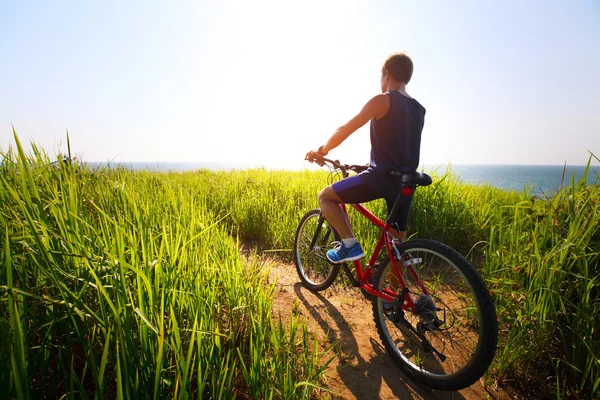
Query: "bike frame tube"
335 202 419 310
316 159 423 310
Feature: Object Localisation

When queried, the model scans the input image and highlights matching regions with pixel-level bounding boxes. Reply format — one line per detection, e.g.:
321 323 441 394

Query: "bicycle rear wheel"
294 209 341 292
372 239 497 391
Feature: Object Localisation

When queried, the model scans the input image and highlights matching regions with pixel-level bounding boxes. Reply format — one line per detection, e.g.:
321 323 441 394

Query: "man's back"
369 90 426 173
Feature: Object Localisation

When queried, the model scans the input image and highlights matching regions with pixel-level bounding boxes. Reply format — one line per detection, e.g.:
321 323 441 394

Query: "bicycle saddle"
390 171 433 187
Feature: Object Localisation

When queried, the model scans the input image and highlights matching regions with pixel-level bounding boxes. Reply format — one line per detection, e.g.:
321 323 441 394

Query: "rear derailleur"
385 289 447 362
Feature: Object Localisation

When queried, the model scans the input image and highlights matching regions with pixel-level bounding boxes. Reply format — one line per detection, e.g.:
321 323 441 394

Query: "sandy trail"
252 252 513 400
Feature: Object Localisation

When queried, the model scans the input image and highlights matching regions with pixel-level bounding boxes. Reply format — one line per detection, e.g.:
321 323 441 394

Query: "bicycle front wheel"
294 209 341 292
372 239 498 391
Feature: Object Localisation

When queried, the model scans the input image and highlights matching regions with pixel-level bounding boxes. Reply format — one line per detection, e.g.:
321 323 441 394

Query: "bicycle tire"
294 209 341 292
372 239 498 391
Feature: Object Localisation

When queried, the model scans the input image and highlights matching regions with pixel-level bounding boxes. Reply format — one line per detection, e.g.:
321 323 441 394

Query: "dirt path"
253 253 513 400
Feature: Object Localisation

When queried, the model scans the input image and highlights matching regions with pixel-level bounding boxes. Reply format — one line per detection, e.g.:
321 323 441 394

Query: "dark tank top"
369 90 426 172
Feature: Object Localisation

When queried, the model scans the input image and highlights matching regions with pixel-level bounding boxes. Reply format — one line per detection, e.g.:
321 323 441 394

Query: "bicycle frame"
305 153 430 312
335 201 428 313
301 155 498 391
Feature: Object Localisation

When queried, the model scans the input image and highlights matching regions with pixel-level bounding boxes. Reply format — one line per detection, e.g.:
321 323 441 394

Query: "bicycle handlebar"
305 152 368 174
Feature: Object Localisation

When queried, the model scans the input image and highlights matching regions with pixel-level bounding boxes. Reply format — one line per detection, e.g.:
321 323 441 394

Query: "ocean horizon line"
83 161 599 194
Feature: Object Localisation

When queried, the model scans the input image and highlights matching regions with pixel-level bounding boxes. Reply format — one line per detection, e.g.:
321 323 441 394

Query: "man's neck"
385 82 409 97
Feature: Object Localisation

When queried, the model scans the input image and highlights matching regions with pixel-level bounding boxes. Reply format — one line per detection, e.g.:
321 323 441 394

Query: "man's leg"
318 176 372 263
386 197 412 285
318 185 353 239
390 228 407 241
386 195 412 243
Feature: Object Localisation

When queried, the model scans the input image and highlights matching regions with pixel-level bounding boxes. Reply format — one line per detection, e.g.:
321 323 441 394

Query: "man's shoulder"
416 99 426 114
388 91 424 107
403 96 426 115
407 96 426 114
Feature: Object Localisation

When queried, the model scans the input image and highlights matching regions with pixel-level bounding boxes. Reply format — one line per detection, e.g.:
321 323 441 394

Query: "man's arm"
318 93 390 156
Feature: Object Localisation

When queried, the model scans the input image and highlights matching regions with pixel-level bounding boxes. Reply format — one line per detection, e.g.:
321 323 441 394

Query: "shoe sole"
326 253 366 264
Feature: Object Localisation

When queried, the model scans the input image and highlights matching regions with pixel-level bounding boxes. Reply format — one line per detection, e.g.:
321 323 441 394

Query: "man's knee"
318 186 342 206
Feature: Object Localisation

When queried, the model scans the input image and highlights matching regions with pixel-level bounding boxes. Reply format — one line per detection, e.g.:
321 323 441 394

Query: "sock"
342 237 358 247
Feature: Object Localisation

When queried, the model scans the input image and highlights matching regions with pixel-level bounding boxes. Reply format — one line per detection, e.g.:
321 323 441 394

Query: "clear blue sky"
1 0 599 167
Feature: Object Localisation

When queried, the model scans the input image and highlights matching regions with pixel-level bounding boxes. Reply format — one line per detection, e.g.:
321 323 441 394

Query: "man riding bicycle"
306 52 426 264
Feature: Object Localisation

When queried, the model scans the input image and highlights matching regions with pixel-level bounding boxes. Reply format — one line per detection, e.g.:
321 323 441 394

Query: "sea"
427 164 600 195
88 162 600 195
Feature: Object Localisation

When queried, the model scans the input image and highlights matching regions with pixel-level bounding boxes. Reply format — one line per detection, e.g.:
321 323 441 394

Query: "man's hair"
382 53 414 84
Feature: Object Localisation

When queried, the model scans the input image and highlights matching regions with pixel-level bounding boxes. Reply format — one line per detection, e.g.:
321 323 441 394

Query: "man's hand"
305 146 328 160
305 150 326 165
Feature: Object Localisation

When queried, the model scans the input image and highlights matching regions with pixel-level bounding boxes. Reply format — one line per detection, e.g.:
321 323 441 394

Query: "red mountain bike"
294 155 498 391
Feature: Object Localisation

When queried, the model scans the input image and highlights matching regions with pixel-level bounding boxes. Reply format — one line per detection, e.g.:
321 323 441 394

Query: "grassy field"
0 137 329 399
161 160 599 398
1 136 599 398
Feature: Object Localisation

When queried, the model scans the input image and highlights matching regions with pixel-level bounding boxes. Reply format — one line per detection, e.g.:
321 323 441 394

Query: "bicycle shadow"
293 282 468 400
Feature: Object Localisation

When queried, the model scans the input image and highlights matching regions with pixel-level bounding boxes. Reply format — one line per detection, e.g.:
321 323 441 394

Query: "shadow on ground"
293 283 469 400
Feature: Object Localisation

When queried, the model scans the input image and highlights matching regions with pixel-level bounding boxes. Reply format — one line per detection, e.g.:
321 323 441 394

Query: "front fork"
309 212 333 252
311 204 348 251
308 214 325 251
316 208 363 288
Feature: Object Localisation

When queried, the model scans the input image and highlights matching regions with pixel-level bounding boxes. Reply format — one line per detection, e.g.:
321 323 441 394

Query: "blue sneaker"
382 300 395 313
326 241 365 264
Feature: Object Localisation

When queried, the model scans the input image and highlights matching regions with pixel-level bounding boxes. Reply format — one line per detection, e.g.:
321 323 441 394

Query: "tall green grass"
0 134 328 398
2 134 598 398
483 166 600 398
166 160 599 398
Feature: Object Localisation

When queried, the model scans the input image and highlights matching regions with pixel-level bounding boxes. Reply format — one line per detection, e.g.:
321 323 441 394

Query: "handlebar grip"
306 154 366 172
306 153 323 165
